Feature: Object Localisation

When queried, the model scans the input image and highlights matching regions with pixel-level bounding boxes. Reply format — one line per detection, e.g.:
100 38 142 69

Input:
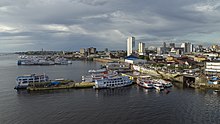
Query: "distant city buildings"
80 48 85 54
181 42 194 53
104 48 109 53
157 42 170 54
210 45 220 52
138 42 145 55
87 47 96 55
156 42 195 55
195 45 204 52
127 36 135 56
170 47 184 55
79 47 97 57
169 43 175 48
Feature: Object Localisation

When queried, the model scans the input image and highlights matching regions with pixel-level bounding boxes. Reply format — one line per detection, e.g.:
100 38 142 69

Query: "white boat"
54 57 68 65
68 60 72 64
82 69 118 82
17 56 55 65
88 68 107 73
137 76 154 89
158 79 173 88
153 81 164 91
94 76 132 89
14 74 49 89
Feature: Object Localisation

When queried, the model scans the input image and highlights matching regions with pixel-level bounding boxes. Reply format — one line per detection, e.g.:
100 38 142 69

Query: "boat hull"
14 85 28 89
137 83 154 89
94 83 132 89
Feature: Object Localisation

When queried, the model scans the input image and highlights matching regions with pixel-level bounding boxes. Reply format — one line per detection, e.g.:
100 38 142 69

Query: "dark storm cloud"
0 0 220 52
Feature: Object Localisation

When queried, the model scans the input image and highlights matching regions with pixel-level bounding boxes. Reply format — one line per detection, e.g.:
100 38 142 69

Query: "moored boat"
14 74 49 89
137 76 154 89
208 76 220 85
82 69 118 82
213 90 220 94
94 76 132 89
153 80 164 91
158 79 173 88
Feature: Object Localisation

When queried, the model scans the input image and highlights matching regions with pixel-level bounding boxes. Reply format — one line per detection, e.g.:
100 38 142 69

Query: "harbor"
14 56 220 92
14 61 175 92
0 54 220 124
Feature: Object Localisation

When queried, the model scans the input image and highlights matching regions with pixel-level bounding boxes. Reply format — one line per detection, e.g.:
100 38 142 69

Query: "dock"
27 82 95 91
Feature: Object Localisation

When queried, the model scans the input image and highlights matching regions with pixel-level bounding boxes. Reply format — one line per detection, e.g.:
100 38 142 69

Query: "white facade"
94 76 132 89
127 37 135 56
125 59 147 64
205 61 220 73
181 42 194 53
138 42 145 55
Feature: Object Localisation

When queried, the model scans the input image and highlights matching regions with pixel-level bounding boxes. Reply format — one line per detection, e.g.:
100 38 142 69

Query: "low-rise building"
205 61 220 74
125 55 147 64
193 56 207 62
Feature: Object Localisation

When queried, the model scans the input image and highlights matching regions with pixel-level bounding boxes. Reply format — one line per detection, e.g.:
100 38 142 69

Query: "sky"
0 0 220 52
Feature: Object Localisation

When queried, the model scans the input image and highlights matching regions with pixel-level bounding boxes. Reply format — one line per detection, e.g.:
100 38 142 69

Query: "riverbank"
132 64 220 90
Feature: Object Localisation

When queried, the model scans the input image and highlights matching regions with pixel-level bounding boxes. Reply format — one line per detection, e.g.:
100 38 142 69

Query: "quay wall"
133 65 208 86
93 58 125 63
93 58 114 63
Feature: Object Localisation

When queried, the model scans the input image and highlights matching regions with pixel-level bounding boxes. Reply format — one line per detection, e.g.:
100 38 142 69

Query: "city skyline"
1 0 220 52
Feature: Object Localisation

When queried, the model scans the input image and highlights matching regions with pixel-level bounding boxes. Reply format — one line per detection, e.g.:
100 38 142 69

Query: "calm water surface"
0 54 219 124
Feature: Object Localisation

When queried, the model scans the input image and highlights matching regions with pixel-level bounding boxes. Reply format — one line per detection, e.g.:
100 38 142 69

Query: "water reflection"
16 88 76 96
95 86 132 97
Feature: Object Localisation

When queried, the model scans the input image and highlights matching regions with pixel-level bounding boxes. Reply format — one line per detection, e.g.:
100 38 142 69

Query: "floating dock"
27 82 95 91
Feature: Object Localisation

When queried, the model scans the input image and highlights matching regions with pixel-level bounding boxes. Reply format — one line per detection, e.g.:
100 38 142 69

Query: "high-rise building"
127 36 135 56
211 45 220 52
80 48 85 54
87 47 96 55
104 48 109 53
181 42 194 53
169 43 175 48
138 42 145 55
163 42 166 48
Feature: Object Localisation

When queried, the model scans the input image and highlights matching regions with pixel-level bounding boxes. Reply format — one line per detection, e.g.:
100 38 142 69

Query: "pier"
27 82 95 91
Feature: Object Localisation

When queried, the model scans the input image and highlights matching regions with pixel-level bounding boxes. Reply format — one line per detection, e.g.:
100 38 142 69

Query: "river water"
0 54 219 124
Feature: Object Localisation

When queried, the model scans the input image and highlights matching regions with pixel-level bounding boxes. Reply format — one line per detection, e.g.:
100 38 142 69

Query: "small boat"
94 76 132 89
158 79 173 88
208 76 220 84
213 90 220 94
139 81 154 89
137 76 154 89
153 82 164 91
14 74 49 89
88 68 107 73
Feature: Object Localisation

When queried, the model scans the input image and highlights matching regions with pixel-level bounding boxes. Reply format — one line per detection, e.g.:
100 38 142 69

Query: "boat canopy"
50 81 60 85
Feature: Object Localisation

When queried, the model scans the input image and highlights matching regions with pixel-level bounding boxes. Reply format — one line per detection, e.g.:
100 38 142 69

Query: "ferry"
137 76 154 89
94 76 132 89
14 74 49 89
82 69 118 82
54 57 68 65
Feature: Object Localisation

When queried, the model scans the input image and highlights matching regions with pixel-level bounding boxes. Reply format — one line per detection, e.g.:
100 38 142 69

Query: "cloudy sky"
0 0 220 52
